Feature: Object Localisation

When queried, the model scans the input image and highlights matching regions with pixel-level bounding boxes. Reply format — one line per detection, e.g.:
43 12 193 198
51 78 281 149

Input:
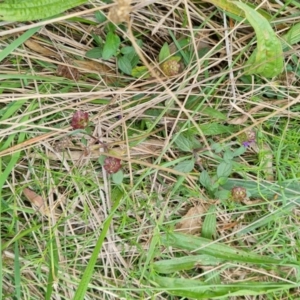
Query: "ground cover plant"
1 0 300 299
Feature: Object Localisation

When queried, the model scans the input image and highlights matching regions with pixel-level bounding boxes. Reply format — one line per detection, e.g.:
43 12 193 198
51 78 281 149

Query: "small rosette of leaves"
71 111 89 130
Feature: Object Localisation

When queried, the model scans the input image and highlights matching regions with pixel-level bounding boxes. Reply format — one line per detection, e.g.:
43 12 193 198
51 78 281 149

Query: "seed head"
71 111 89 130
104 157 122 174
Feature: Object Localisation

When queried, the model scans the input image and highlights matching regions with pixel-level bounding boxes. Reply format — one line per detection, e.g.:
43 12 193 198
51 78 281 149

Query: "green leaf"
0 0 86 21
112 170 124 185
199 171 211 189
152 275 294 299
91 33 103 46
217 161 232 178
159 42 171 63
102 32 120 60
234 2 283 78
0 26 41 63
282 23 300 50
199 122 233 135
161 232 298 265
201 205 216 240
174 159 195 173
201 107 227 120
153 254 223 274
221 178 300 233
85 47 102 59
214 189 230 201
131 66 150 79
117 55 132 75
95 10 106 23
120 46 135 55
232 146 246 157
174 134 199 152
73 188 123 300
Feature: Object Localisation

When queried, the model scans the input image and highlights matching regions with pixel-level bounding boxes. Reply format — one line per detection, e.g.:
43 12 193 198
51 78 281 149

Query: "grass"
1 0 300 299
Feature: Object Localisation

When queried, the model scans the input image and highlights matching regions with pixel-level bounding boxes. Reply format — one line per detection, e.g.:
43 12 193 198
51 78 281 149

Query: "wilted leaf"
24 39 58 57
175 205 206 235
23 188 49 216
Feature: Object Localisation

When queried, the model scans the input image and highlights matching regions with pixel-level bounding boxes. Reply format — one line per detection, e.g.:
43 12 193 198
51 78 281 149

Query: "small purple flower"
240 130 256 148
242 140 254 148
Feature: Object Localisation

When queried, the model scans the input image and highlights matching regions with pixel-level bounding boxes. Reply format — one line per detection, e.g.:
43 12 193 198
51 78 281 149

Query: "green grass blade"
72 187 124 300
2 225 41 251
14 235 21 299
0 26 41 63
45 234 59 300
161 232 299 266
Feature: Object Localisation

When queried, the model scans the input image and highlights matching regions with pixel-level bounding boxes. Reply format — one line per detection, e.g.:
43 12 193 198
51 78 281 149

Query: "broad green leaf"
199 171 211 189
85 47 102 59
153 254 223 274
234 2 283 78
112 170 124 185
161 232 298 265
131 66 150 79
174 134 195 152
214 189 230 200
102 32 120 60
201 107 227 120
0 0 86 21
117 55 132 75
159 42 171 62
217 161 232 178
174 159 195 173
120 46 134 55
95 10 106 23
152 275 294 299
232 146 246 157
199 122 233 135
282 23 300 50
